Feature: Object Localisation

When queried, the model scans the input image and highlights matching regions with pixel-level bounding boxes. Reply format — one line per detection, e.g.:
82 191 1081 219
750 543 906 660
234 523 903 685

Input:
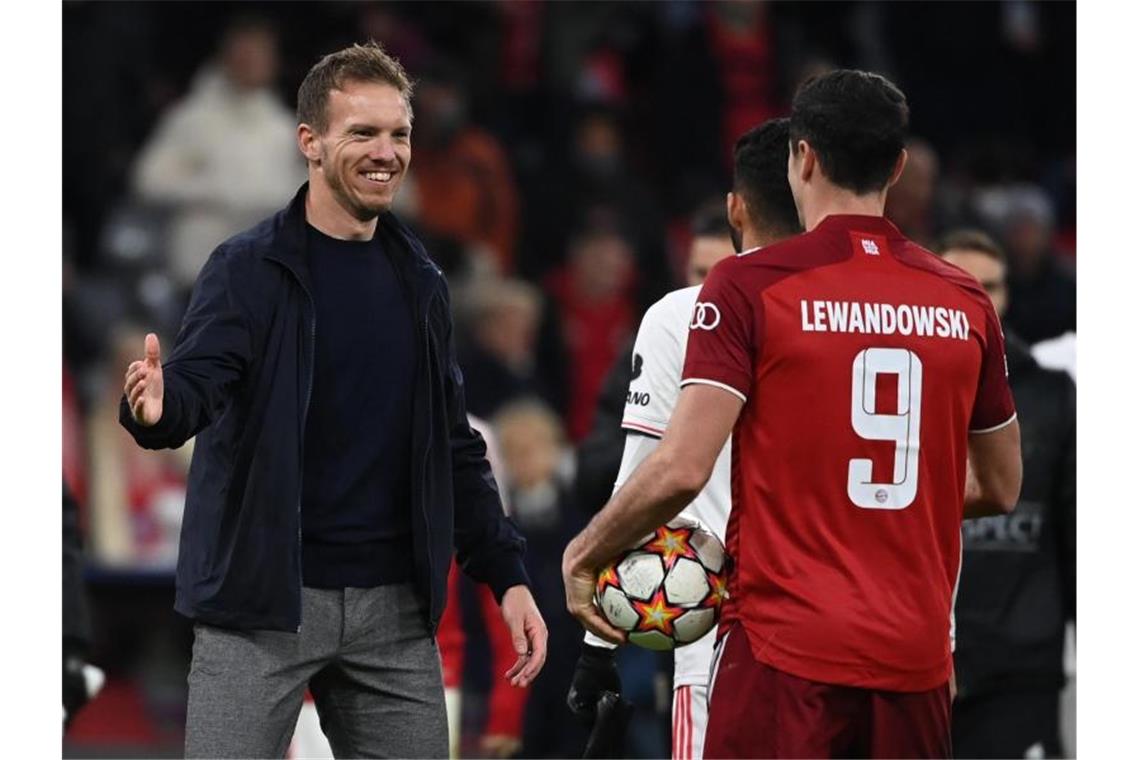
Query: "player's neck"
305 174 379 241
802 185 888 232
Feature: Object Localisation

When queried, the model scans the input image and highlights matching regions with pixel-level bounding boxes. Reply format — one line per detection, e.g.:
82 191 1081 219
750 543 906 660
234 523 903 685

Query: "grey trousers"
185 584 448 759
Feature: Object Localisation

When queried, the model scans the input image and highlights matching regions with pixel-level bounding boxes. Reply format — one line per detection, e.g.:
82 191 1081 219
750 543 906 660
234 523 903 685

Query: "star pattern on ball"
704 572 729 608
633 588 682 636
644 525 699 571
595 564 621 595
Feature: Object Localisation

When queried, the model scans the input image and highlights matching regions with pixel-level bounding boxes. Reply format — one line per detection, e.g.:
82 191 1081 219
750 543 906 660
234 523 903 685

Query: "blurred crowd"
62 1 1075 757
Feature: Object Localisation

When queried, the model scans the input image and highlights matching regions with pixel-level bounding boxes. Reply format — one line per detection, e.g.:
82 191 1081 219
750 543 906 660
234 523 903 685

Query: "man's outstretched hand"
124 333 164 426
500 585 548 688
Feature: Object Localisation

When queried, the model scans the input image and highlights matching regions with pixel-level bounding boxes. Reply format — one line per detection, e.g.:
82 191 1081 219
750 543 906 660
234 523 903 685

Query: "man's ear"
726 191 747 232
297 123 321 165
796 139 816 184
886 148 909 189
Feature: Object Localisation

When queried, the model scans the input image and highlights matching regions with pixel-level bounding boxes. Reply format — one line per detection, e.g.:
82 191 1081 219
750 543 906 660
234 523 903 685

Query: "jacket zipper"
264 254 316 633
420 285 437 626
298 299 315 633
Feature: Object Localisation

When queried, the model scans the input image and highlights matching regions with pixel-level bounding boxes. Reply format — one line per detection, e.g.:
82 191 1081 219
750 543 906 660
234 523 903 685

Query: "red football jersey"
682 215 1015 692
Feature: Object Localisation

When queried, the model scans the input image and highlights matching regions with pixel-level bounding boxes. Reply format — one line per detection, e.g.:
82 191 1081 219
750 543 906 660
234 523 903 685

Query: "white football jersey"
621 285 732 688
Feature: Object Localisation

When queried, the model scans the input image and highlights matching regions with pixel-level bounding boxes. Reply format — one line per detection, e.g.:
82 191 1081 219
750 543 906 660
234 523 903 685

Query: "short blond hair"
296 41 413 133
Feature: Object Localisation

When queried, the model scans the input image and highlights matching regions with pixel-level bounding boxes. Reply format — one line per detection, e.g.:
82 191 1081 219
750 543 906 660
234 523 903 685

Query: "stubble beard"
322 153 390 222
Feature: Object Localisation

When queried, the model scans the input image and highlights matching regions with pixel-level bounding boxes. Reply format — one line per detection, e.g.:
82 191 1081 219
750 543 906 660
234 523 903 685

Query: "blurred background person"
937 230 1076 760
456 277 560 420
547 222 638 443
130 15 305 293
974 184 1076 345
404 61 521 275
494 400 591 758
885 137 941 247
1001 187 1077 344
521 107 669 306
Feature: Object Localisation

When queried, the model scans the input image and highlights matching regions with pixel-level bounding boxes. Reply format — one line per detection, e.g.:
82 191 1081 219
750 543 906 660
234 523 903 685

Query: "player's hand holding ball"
594 517 728 651
124 333 164 426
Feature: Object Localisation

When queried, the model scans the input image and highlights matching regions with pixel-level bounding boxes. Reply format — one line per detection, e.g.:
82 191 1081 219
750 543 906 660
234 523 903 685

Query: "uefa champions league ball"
594 516 728 651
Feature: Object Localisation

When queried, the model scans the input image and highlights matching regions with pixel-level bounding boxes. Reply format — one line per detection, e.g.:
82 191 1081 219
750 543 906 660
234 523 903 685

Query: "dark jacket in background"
1005 254 1077 345
953 332 1076 698
63 480 92 650
120 184 530 632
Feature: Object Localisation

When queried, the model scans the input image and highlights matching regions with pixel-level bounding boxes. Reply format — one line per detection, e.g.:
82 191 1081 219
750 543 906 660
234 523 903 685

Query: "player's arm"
568 430 659 720
963 296 1023 518
964 421 1022 518
563 384 743 642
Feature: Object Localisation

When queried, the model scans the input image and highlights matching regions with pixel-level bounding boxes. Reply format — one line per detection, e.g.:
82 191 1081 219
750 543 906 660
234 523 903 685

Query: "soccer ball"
594 516 728 651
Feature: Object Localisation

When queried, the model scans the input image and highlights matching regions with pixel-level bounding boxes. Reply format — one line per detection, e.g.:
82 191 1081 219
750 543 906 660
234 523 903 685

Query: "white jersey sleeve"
621 288 700 438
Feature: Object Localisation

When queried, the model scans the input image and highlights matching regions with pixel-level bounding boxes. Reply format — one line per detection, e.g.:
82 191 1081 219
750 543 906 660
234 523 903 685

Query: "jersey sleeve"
681 262 755 401
969 300 1017 432
622 298 685 437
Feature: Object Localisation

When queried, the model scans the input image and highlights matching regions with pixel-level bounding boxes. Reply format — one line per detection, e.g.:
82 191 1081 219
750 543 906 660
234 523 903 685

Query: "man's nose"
367 136 397 163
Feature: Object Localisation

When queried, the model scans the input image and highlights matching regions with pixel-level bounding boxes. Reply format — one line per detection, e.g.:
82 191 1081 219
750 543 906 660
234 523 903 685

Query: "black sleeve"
62 480 91 652
442 283 532 601
1054 376 1077 624
574 339 635 515
119 246 253 449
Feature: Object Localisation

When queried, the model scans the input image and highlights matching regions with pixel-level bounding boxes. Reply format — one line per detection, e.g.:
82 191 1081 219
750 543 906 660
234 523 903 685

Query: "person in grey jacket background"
121 41 547 759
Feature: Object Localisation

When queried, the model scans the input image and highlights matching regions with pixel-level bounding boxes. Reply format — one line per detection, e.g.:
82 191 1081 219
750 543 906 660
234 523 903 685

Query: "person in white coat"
132 16 306 290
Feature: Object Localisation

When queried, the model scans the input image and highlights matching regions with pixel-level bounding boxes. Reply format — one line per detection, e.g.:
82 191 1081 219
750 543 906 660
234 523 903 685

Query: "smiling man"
120 42 546 759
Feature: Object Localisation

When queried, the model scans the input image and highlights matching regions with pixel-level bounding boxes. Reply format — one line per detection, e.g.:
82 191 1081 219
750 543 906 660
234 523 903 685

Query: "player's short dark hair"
733 118 802 237
934 228 1007 265
689 199 733 240
789 70 909 195
297 41 414 133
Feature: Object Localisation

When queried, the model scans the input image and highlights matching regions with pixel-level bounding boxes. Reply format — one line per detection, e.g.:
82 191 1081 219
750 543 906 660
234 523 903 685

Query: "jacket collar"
267 182 442 305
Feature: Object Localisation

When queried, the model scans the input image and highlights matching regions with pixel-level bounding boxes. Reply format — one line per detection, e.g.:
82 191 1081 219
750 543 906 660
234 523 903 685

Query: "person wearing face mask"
119 42 547 759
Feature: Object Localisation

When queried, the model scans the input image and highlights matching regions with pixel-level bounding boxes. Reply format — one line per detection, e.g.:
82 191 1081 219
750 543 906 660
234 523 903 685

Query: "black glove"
583 691 633 759
63 645 89 729
567 642 622 723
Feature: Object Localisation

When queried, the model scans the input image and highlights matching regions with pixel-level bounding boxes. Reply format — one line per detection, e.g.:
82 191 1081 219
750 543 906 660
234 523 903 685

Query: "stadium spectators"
494 401 591 758
405 62 521 274
885 137 941 247
456 277 550 419
546 223 638 442
130 16 305 291
520 108 670 305
998 186 1077 343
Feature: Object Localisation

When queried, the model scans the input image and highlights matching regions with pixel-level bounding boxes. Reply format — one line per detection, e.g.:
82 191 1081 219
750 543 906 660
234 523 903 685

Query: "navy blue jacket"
120 184 530 632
